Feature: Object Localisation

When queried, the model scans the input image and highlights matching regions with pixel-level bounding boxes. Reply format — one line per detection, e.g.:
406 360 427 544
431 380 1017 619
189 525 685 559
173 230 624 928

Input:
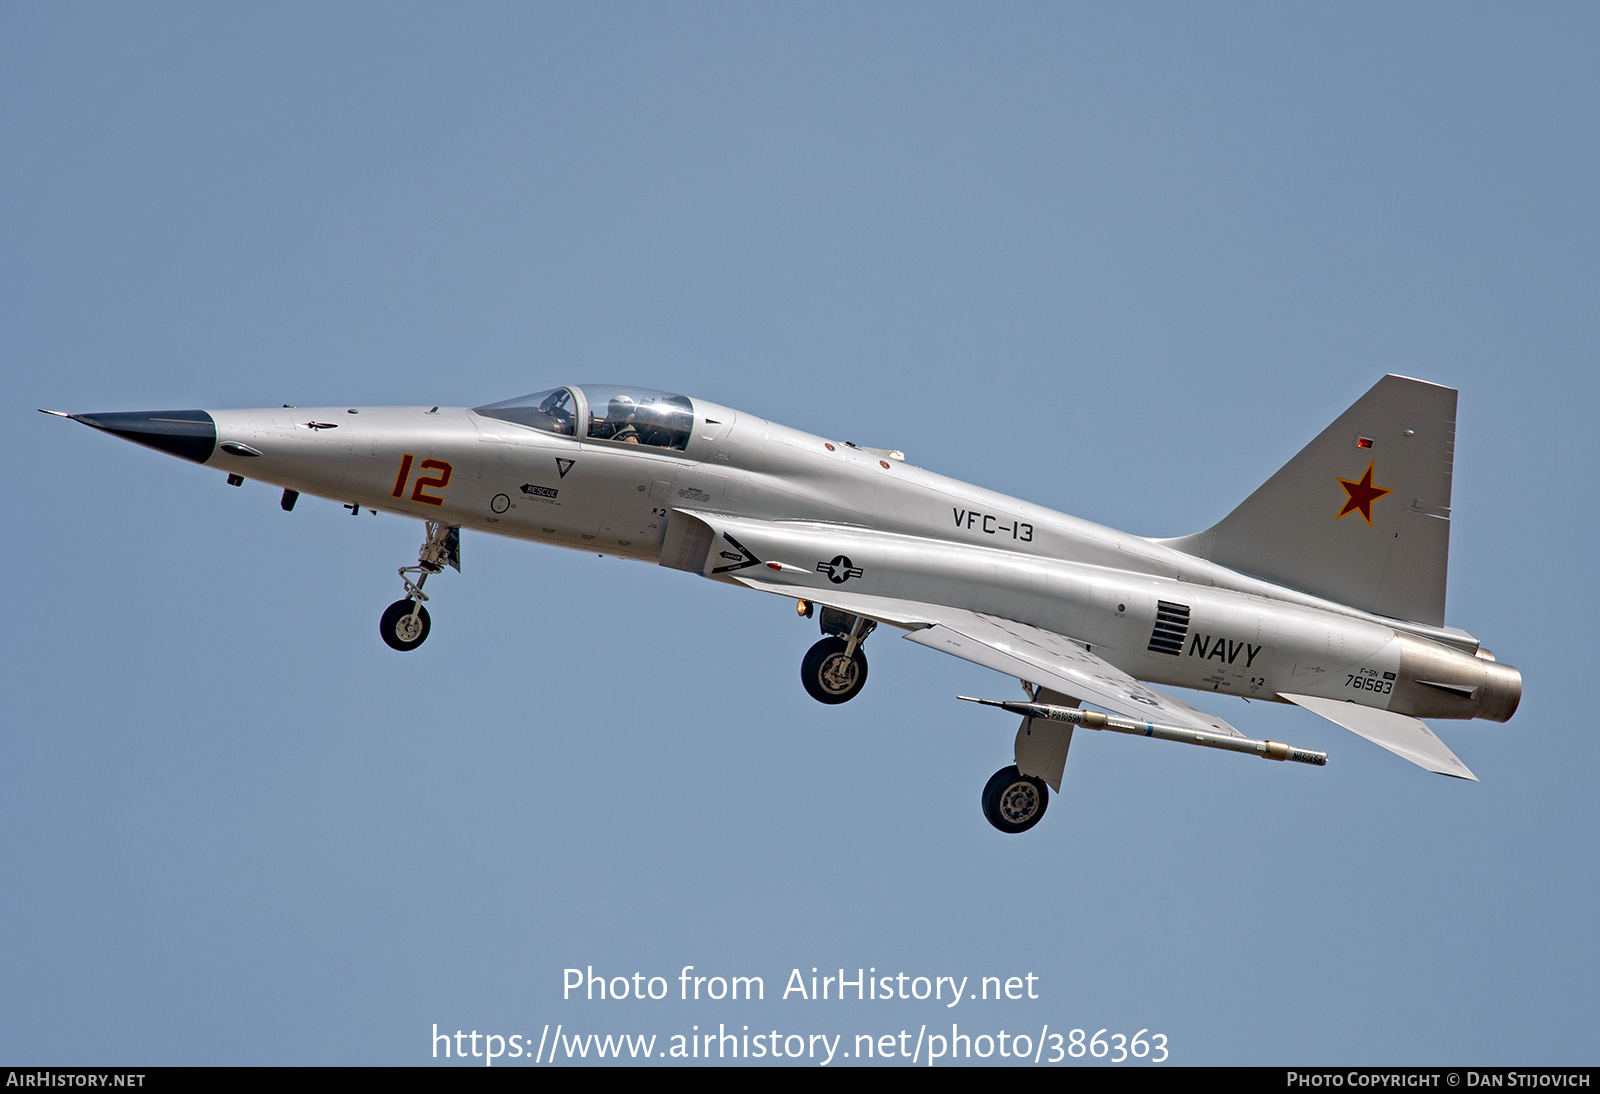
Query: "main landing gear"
380 521 459 652
981 766 1049 834
800 607 875 704
977 681 1070 833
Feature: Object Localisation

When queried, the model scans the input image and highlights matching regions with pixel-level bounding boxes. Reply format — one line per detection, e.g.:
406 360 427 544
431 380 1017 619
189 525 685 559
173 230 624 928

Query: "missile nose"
66 409 217 464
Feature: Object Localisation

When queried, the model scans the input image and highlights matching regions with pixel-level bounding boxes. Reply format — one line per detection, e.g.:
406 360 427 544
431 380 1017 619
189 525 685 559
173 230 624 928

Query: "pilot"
607 395 642 443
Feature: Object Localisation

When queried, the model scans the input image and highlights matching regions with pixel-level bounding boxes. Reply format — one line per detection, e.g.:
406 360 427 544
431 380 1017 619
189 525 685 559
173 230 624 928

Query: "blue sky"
4 3 1596 1065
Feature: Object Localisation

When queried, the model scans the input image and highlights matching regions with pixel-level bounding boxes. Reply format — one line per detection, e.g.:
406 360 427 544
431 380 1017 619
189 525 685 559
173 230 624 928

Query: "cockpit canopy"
476 386 579 435
474 385 695 451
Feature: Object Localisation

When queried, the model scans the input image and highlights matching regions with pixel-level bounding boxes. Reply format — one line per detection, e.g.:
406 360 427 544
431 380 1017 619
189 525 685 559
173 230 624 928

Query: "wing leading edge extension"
733 577 1242 738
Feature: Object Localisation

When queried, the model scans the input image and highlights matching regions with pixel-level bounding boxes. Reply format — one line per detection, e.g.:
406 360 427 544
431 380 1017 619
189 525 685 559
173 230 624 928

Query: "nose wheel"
380 521 458 652
981 765 1050 834
380 599 431 651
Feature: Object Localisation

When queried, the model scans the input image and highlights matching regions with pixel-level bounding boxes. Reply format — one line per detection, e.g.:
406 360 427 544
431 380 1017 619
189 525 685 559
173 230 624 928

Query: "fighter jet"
45 376 1521 833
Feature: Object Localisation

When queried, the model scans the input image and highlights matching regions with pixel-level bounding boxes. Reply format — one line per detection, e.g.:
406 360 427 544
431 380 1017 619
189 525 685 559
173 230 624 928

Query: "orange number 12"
392 453 452 506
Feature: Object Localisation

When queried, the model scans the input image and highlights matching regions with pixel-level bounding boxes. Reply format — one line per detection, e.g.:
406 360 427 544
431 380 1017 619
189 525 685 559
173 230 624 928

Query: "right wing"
733 576 1242 738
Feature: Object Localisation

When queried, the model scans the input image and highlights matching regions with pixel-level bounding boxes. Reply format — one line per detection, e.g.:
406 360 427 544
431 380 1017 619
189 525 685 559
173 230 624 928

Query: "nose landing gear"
380 521 459 652
380 599 431 651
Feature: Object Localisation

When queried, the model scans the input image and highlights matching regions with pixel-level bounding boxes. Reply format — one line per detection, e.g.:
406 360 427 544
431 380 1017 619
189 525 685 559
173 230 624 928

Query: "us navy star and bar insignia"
1335 460 1392 527
816 555 864 584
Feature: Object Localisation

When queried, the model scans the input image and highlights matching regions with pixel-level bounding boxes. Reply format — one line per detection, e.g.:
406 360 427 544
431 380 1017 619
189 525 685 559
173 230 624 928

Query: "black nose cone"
71 410 217 464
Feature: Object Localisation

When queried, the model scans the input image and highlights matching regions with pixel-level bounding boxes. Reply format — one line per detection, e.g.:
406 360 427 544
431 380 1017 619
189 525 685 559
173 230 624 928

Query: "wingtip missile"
960 695 1328 767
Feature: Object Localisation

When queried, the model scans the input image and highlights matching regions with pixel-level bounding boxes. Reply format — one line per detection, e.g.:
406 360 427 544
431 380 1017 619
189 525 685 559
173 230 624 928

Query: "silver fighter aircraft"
46 375 1521 833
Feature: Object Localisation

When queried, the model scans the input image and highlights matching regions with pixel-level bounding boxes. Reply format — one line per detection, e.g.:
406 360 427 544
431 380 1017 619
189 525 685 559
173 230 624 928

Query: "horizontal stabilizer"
1280 693 1476 781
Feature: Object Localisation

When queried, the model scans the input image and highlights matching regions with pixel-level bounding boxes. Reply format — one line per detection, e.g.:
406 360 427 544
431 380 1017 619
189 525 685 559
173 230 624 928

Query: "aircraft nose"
68 409 217 464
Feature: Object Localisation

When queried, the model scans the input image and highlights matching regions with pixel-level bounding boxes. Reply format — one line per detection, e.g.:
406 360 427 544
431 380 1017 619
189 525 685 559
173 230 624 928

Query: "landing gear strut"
801 610 875 704
380 521 459 652
981 765 1050 834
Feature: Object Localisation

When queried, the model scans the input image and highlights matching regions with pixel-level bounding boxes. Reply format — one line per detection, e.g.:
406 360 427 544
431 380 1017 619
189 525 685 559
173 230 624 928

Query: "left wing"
734 577 1242 738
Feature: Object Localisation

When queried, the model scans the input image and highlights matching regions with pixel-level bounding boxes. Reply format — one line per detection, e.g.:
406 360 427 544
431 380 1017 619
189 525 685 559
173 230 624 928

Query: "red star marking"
1334 461 1393 527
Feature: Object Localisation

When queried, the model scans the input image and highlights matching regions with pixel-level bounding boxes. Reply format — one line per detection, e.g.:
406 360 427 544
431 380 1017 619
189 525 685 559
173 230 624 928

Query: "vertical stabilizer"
1160 375 1455 626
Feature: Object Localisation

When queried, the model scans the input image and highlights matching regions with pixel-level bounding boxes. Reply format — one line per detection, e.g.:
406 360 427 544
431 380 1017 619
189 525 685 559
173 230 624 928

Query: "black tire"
981 765 1049 834
380 599 431 651
800 636 869 704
